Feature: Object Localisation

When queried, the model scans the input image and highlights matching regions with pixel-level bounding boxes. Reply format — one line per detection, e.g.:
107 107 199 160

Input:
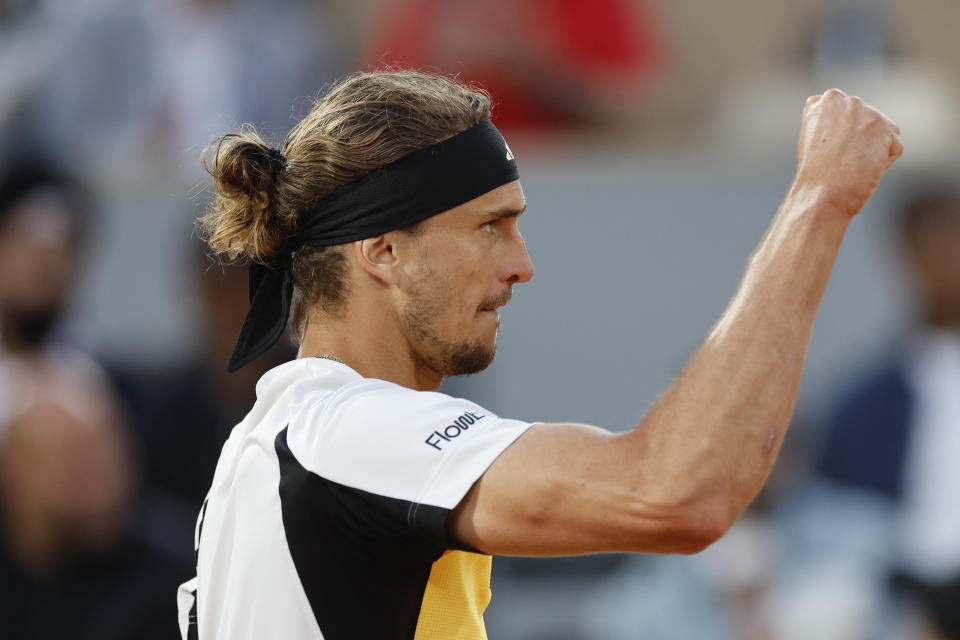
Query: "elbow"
623 497 735 555
670 503 733 554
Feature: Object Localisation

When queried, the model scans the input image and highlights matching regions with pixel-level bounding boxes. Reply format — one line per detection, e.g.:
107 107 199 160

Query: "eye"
480 220 496 234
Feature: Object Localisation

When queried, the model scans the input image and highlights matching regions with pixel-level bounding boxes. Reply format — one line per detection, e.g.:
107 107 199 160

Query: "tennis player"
177 71 902 639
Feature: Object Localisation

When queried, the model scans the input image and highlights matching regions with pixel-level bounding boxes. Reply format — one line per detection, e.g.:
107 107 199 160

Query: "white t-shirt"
898 331 960 580
177 358 533 640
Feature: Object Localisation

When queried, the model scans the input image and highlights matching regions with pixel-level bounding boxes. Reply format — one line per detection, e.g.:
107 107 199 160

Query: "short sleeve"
283 380 534 548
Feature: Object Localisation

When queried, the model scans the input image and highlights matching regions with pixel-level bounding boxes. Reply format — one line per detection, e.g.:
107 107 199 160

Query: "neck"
298 298 443 391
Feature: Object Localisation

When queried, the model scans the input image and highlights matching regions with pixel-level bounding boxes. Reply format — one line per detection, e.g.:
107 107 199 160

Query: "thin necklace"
311 353 348 367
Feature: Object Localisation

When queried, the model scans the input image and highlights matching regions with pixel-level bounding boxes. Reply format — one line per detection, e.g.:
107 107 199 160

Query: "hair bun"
199 125 293 263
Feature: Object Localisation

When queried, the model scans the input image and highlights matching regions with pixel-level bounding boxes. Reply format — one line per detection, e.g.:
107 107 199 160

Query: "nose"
504 232 534 285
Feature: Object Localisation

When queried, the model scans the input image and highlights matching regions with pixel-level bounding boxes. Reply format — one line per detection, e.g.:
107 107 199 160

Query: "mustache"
479 288 512 310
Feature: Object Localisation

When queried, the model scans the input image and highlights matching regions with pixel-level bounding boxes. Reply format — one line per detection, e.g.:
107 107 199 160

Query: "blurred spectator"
0 162 90 423
367 0 661 132
815 183 960 639
8 0 340 169
139 0 341 169
108 242 295 563
0 4 341 628
0 161 187 638
0 359 184 639
1 0 344 366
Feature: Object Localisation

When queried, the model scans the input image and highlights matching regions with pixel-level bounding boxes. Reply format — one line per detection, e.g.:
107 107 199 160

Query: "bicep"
449 422 707 556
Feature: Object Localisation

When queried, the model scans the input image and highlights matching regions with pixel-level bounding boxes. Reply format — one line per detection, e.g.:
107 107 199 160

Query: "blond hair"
199 70 492 335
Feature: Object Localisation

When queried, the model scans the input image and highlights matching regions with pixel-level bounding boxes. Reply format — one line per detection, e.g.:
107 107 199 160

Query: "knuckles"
803 90 897 136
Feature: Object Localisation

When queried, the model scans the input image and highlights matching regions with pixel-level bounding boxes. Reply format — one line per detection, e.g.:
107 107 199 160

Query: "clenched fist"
793 88 903 219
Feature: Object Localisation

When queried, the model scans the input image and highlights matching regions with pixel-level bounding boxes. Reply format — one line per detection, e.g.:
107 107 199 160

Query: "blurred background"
1 0 959 638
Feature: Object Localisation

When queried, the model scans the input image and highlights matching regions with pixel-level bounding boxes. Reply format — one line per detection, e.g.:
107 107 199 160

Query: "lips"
478 288 512 313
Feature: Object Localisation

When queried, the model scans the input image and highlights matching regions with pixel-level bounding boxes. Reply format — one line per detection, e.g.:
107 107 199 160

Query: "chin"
439 339 497 376
404 305 500 376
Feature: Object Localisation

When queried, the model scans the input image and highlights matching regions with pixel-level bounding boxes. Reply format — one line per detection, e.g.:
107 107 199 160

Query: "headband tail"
227 262 293 372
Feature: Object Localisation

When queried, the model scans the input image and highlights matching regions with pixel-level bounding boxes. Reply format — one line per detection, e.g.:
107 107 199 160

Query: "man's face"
397 180 533 376
905 205 960 325
0 191 80 348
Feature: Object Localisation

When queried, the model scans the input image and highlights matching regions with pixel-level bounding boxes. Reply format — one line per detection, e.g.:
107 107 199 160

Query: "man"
817 185 960 639
178 71 901 639
0 162 187 639
0 359 186 640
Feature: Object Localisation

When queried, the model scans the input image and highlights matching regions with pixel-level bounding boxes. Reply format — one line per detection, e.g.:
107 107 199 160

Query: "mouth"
478 289 512 314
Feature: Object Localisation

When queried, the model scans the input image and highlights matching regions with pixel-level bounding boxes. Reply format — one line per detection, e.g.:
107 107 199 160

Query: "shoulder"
285 377 532 508
288 377 501 466
325 378 492 437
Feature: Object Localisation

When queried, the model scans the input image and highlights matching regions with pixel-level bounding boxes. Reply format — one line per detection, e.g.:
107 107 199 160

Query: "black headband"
227 119 519 372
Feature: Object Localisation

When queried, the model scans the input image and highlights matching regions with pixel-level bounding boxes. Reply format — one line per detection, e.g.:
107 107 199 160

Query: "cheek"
456 240 498 289
424 274 482 333
410 234 495 320
427 248 486 298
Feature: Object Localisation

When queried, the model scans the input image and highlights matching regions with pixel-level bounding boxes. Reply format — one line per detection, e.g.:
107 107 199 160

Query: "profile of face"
390 180 534 376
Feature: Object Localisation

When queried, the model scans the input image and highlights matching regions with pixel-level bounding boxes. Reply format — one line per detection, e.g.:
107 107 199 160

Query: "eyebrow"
485 204 527 221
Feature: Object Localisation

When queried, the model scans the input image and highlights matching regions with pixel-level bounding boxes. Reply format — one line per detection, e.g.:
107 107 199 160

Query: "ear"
354 235 400 285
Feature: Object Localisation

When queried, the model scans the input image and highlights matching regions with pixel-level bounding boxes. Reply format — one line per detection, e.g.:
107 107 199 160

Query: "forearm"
625 183 849 525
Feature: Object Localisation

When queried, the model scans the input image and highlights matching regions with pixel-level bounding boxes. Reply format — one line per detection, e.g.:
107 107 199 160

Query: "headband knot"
227 120 518 372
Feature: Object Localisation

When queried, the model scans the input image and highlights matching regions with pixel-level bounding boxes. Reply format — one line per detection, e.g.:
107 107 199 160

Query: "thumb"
887 134 904 169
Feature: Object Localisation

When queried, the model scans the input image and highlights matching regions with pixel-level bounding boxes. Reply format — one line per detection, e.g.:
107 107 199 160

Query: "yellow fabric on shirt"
414 551 491 640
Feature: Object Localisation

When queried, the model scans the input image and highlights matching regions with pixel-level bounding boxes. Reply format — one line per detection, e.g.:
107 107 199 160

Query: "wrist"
783 181 856 228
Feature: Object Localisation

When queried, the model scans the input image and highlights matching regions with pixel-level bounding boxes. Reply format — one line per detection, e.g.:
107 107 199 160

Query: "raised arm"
449 89 903 556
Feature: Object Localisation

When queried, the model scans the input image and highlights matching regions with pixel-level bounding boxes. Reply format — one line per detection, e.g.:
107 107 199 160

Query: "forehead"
1 192 76 247
434 180 526 225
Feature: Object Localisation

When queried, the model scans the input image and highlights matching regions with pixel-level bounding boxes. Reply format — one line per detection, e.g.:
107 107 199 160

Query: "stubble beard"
401 294 498 377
